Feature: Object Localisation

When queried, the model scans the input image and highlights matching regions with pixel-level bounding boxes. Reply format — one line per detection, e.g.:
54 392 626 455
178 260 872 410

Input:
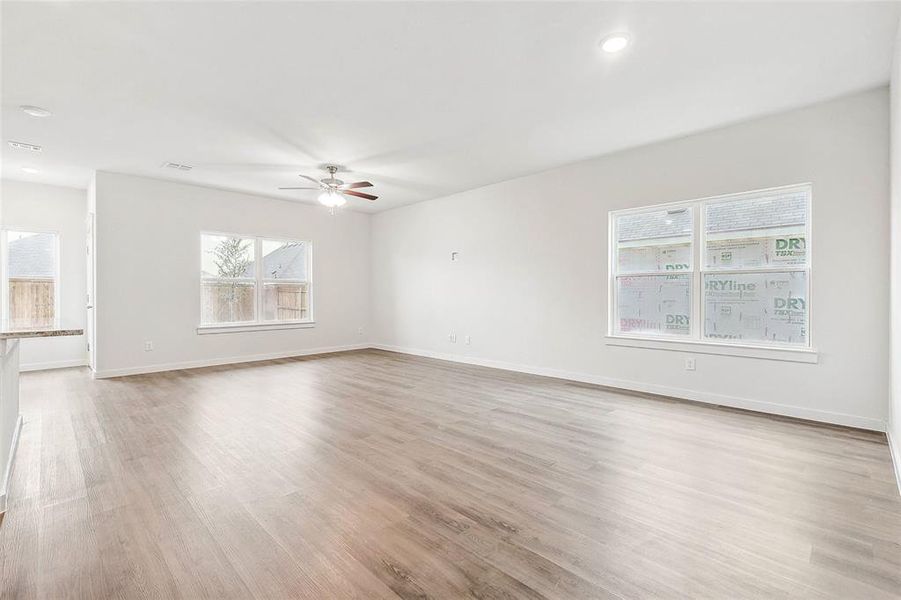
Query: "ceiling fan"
279 164 377 208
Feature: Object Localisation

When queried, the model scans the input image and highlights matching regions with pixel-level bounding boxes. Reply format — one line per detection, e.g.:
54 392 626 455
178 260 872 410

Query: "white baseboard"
20 358 88 373
0 415 23 516
92 343 370 379
372 343 886 432
888 427 901 497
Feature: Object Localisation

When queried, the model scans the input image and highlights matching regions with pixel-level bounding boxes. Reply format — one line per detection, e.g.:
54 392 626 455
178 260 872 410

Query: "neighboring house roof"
201 241 307 279
7 233 55 278
617 208 692 243
252 241 307 280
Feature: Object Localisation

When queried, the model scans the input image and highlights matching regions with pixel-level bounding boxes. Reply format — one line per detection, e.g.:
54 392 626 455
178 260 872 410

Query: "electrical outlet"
451 251 459 262
357 327 364 336
685 357 696 371
144 341 154 352
465 335 471 345
449 333 457 343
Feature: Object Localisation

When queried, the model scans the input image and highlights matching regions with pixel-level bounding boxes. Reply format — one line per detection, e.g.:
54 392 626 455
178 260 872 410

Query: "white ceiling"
2 2 899 212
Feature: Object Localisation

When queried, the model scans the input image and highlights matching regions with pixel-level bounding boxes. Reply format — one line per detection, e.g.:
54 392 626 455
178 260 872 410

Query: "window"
260 239 311 322
2 230 59 329
200 233 312 329
609 184 811 350
702 188 809 345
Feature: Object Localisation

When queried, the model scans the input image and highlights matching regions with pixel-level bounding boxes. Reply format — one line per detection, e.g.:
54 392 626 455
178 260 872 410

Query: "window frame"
607 183 816 362
1 228 61 331
197 232 314 334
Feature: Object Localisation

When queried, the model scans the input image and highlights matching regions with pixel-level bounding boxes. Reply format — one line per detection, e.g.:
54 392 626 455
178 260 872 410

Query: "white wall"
888 18 901 486
92 172 370 376
0 180 88 370
372 88 890 431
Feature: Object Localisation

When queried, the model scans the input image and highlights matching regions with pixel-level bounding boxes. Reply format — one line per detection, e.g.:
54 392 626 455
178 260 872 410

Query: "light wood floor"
1 349 900 599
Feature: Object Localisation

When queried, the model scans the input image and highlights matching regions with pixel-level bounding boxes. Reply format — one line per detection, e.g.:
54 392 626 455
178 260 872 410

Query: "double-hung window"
200 233 312 329
609 184 811 350
1 230 60 329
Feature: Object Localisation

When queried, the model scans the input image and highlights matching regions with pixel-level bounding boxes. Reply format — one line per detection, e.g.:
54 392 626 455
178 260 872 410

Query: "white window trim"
604 336 818 363
607 183 816 361
1 228 61 330
197 321 316 335
198 232 313 333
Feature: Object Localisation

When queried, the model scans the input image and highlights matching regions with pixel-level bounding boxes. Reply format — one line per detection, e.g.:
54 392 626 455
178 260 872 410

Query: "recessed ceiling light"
20 105 52 118
600 33 630 54
21 167 39 174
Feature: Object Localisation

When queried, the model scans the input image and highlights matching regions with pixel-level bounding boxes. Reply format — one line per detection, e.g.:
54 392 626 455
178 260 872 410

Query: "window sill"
604 335 818 363
197 321 315 335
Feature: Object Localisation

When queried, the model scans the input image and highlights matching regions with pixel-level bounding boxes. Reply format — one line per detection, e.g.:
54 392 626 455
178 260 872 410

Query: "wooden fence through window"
201 281 309 323
8 277 55 328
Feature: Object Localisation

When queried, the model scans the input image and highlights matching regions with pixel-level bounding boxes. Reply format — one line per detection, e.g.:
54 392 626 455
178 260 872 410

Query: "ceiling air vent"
8 140 42 152
161 162 193 171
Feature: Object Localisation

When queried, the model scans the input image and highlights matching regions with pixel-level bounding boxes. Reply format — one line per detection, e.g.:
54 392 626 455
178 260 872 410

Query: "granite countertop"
0 328 84 340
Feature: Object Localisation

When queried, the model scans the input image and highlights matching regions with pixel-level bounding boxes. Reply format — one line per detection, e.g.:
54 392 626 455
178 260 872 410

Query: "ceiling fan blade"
342 189 378 201
339 181 373 190
298 174 324 187
278 186 320 190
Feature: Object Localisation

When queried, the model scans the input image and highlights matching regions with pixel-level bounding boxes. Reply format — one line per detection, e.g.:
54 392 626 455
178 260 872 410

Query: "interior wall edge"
888 14 901 495
888 428 901 496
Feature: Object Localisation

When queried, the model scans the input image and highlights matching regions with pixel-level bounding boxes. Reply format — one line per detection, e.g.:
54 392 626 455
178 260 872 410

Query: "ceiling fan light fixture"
318 189 346 208
281 165 375 207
